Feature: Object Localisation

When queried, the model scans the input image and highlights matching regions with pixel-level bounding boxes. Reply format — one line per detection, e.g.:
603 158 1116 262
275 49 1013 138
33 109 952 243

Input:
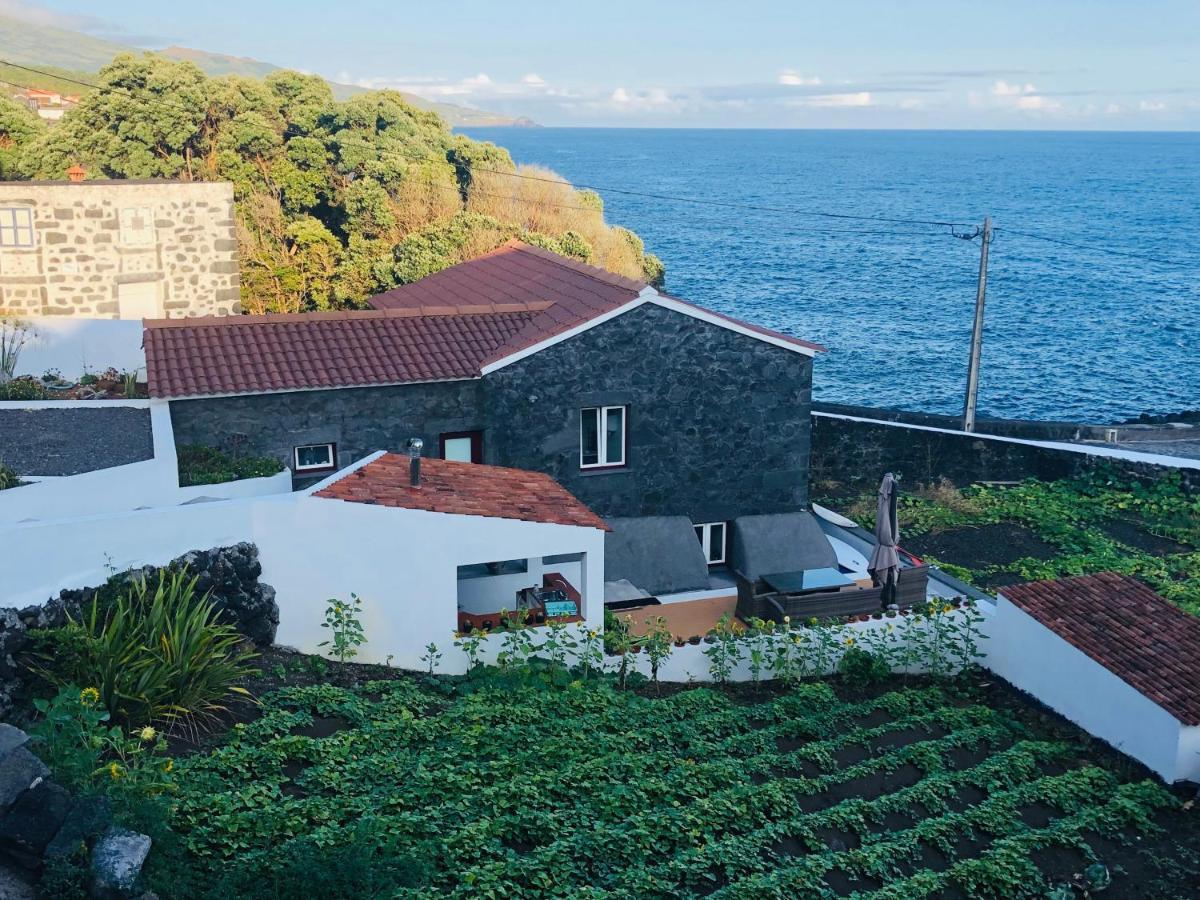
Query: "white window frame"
293 442 335 472
580 405 626 469
0 208 35 248
694 522 728 565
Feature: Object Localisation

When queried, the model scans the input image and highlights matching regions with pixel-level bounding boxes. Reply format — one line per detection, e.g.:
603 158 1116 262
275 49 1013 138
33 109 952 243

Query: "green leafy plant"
420 642 441 675
176 444 284 487
0 459 20 491
577 626 603 681
702 613 742 684
121 369 139 398
29 685 176 804
641 616 673 690
37 570 257 727
453 627 486 671
319 593 367 665
837 644 890 688
0 374 47 399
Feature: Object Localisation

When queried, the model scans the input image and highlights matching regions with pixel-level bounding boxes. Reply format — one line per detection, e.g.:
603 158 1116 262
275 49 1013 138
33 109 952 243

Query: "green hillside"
0 14 530 127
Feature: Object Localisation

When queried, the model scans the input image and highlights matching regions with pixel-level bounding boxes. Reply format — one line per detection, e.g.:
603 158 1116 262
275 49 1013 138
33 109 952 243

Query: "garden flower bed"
823 469 1200 615
123 664 1198 899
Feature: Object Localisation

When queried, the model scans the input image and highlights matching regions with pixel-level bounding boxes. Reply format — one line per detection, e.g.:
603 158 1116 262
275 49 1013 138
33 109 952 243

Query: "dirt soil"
1100 518 1193 556
904 522 1057 571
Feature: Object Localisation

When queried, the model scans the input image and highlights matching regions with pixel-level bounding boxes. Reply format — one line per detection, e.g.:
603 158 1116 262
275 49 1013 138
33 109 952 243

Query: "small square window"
694 522 728 565
580 406 626 469
294 443 335 472
0 208 35 248
119 206 155 246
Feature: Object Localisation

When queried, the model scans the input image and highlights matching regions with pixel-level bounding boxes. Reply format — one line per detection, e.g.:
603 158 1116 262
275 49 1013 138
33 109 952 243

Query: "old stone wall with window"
0 180 239 318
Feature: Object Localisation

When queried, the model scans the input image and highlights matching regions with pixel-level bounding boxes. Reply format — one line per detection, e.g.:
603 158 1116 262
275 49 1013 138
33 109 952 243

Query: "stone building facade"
0 179 239 318
167 304 815 522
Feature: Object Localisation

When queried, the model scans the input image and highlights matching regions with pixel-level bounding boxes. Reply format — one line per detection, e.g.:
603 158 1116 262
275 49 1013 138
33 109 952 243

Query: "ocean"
460 128 1198 423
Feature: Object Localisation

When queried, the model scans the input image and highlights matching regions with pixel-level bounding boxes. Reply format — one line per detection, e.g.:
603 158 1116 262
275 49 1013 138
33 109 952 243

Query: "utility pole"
962 216 992 433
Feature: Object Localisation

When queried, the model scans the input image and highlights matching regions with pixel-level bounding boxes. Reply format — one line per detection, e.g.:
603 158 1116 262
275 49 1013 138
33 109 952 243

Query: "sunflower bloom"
139 726 157 742
108 762 124 781
80 687 100 707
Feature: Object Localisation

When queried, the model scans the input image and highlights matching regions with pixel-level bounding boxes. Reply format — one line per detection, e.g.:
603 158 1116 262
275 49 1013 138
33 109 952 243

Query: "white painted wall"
987 596 1197 783
1 496 263 607
261 497 604 673
0 400 290 524
1 481 606 677
13 317 145 379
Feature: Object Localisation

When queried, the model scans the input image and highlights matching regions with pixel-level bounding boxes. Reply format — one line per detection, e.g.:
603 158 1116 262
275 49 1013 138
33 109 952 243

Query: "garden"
825 469 1200 616
5 565 1199 899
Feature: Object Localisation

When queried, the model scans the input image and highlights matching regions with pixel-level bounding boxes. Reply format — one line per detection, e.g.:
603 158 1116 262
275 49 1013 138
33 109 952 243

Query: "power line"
4 58 1189 268
993 227 1185 269
1 59 978 231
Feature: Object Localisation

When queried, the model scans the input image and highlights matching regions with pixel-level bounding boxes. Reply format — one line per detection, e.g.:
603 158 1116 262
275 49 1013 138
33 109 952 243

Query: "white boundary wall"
987 595 1200 783
0 400 291 524
12 318 145 379
1 468 606 675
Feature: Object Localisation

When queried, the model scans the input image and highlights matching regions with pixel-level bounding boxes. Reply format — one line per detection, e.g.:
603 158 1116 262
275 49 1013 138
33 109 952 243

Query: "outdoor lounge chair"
764 585 887 622
894 564 931 609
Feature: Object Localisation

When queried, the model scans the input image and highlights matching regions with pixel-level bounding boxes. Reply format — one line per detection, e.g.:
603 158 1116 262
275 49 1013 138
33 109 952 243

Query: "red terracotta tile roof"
1002 572 1200 725
370 240 827 362
314 454 610 530
146 241 824 398
145 304 546 398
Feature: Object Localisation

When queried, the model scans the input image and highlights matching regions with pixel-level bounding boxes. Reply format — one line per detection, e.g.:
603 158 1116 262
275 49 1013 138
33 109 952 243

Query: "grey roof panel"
0 407 154 476
604 516 711 596
730 512 838 579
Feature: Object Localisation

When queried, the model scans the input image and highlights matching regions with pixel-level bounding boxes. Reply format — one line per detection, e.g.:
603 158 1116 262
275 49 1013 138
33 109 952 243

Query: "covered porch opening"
457 551 587 632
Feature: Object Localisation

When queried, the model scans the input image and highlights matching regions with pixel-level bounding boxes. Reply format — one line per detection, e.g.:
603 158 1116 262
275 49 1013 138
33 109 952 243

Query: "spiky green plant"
44 568 257 728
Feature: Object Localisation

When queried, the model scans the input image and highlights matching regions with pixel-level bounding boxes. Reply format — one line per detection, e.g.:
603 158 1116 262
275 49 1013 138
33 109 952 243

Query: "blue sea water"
460 128 1199 423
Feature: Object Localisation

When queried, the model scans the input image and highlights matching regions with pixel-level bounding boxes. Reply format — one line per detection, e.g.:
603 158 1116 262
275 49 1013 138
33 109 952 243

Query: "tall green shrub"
42 569 258 727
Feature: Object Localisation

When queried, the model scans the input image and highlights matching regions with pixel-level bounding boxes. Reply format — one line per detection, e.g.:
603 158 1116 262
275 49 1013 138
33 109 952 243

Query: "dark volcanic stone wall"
483 303 814 522
167 379 485 485
166 303 816 521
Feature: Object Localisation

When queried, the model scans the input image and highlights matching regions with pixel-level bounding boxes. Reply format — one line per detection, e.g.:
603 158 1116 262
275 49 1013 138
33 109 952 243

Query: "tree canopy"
3 54 664 313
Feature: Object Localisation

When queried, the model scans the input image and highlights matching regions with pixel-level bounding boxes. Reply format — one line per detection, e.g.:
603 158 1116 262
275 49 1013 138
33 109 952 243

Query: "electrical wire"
0 60 977 230
3 59 1190 268
993 227 1184 269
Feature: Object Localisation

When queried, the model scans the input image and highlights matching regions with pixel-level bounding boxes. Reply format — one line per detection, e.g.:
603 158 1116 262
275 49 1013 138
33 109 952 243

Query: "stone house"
0 177 239 318
145 241 825 592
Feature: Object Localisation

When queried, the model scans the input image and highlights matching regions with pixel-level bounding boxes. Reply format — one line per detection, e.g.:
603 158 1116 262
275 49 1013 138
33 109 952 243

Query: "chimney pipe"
67 164 86 183
406 437 424 487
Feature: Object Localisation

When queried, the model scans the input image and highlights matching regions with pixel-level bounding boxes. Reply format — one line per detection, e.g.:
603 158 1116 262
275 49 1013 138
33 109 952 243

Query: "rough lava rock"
90 827 152 899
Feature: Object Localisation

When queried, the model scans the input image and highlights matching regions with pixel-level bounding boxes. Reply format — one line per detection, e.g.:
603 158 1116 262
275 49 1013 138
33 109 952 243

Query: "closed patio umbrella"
867 473 901 606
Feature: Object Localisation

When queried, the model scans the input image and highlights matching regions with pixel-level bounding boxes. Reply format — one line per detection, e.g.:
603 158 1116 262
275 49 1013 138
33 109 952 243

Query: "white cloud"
778 70 822 86
1139 99 1167 112
1016 94 1060 111
1105 103 1122 114
803 91 872 108
521 73 546 86
992 80 1037 97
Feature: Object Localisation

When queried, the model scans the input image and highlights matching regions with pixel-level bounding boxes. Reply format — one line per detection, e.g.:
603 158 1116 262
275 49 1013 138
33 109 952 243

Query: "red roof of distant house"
144 304 546 398
1002 572 1200 725
145 241 823 398
314 454 610 530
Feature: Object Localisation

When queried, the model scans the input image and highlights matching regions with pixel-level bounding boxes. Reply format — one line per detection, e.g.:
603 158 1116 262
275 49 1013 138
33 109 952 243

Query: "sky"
17 0 1200 129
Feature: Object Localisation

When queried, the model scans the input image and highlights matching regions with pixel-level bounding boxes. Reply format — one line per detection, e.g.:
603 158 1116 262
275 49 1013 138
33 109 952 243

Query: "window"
0 208 34 247
118 206 155 246
440 430 483 464
694 522 728 565
580 406 626 468
294 443 335 472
